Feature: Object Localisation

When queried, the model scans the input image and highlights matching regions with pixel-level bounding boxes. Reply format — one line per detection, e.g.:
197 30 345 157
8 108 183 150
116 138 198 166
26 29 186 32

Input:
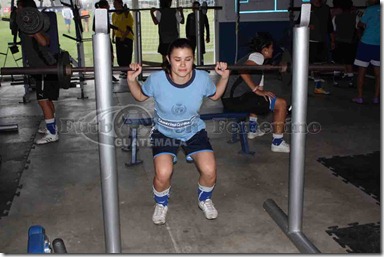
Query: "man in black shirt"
185 1 210 64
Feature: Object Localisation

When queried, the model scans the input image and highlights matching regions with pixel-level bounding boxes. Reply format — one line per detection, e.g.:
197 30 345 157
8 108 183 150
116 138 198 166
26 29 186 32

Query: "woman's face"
262 44 274 59
167 47 194 80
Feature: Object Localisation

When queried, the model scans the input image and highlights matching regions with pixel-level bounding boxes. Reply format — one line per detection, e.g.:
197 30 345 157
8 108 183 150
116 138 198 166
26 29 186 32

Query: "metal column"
134 11 142 65
195 9 202 65
93 9 121 253
263 4 320 253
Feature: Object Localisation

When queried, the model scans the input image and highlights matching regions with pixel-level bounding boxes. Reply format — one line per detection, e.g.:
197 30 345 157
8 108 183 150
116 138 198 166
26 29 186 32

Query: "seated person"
221 33 290 153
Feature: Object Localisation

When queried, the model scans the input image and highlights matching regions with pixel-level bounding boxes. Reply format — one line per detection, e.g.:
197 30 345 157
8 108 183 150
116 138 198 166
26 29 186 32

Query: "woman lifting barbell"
127 38 230 225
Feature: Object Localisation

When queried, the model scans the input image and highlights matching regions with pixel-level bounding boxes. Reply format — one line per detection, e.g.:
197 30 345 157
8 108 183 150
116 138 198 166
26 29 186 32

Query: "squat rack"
92 4 319 253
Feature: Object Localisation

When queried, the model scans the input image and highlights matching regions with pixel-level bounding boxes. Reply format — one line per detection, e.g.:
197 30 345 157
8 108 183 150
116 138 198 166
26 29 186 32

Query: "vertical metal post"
93 9 121 254
134 10 143 80
288 25 309 233
195 9 202 65
263 4 320 253
381 2 383 171
134 11 142 64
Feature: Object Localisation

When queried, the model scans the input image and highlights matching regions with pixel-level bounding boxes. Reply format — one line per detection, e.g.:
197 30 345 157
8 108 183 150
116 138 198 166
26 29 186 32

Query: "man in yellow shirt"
112 0 134 78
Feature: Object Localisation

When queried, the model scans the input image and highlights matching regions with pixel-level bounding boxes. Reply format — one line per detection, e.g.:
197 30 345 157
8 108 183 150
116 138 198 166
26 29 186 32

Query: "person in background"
352 0 380 104
302 0 335 95
61 7 73 33
127 38 230 225
80 8 90 32
331 0 357 87
221 33 290 153
112 0 134 79
93 0 119 83
17 0 59 144
185 1 210 64
150 0 184 63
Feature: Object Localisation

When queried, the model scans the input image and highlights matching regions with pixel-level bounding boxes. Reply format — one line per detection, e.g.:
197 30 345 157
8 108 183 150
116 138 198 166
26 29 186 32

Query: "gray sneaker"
198 199 218 220
247 129 265 139
38 127 47 134
38 125 58 134
271 140 290 153
36 131 59 145
152 204 168 225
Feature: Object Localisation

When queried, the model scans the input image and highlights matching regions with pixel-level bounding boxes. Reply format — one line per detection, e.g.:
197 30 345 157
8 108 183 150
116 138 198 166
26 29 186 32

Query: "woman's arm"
239 60 260 92
210 62 230 101
150 8 159 25
127 63 149 102
31 32 50 47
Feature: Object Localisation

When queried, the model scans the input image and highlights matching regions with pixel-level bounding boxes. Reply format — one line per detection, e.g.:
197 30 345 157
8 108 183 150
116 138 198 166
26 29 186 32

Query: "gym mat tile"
0 116 40 219
326 222 380 253
318 151 380 203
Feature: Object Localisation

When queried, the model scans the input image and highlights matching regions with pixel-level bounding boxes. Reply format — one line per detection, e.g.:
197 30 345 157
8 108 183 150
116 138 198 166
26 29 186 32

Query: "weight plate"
57 51 71 89
16 7 43 34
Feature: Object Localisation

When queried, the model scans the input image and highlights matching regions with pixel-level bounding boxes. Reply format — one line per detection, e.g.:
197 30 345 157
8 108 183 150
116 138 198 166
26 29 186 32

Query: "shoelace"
202 199 215 212
154 204 166 216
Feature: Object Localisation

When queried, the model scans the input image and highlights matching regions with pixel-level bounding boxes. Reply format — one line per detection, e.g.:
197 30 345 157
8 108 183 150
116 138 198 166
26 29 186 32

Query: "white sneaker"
271 140 290 153
152 204 168 225
38 127 47 134
198 199 218 220
38 125 58 134
247 129 265 139
36 131 59 145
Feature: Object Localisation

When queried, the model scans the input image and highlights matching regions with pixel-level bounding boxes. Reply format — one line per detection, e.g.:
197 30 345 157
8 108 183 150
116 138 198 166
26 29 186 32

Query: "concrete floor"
0 72 381 253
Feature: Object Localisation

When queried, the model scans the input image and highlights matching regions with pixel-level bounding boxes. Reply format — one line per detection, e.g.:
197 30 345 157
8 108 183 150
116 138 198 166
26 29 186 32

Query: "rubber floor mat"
0 116 40 219
326 222 380 253
318 151 380 204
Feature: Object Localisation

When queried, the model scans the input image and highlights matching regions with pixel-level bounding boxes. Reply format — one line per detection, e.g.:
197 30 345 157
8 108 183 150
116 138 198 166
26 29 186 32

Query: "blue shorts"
222 92 276 116
150 129 213 162
354 42 380 67
64 19 71 25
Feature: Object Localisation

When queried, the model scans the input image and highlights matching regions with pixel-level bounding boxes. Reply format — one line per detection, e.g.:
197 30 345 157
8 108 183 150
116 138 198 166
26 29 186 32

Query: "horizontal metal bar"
0 124 19 132
108 6 222 12
288 6 366 12
0 64 346 76
263 199 321 254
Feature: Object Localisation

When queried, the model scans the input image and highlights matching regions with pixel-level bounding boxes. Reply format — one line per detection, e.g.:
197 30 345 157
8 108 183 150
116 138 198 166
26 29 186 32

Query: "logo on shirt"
171 103 187 116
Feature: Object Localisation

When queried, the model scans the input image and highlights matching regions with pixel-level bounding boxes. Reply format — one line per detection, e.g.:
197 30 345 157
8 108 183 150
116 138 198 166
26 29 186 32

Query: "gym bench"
122 111 254 167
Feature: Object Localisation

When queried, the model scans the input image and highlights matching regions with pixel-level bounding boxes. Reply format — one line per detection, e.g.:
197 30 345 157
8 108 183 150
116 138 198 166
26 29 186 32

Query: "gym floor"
0 71 381 253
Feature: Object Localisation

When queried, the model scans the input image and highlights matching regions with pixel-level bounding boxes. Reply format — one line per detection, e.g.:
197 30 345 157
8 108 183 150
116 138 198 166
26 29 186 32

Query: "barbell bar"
1 63 345 76
0 62 346 90
108 6 222 13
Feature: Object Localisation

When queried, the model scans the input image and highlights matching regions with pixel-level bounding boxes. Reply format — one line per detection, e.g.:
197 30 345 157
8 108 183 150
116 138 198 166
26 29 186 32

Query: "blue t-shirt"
142 69 216 141
360 4 380 45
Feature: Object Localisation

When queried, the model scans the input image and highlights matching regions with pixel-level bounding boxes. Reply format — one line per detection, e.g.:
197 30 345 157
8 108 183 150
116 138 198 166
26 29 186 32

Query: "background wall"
216 0 369 64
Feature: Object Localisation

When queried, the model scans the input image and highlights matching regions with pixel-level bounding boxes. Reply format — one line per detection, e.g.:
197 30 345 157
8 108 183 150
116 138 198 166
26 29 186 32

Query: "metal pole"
263 4 320 253
0 64 346 76
288 25 309 233
93 9 121 253
134 10 143 81
195 9 202 65
134 11 142 65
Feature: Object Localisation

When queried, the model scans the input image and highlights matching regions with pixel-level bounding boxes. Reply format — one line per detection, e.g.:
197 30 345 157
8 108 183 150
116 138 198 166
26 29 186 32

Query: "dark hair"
336 0 352 10
95 0 109 9
162 38 195 74
332 0 342 8
192 1 200 7
17 0 37 8
249 32 274 52
160 0 171 8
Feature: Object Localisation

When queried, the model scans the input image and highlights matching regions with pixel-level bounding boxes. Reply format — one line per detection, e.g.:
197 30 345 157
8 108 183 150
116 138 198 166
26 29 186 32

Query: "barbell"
0 51 345 89
15 7 51 35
